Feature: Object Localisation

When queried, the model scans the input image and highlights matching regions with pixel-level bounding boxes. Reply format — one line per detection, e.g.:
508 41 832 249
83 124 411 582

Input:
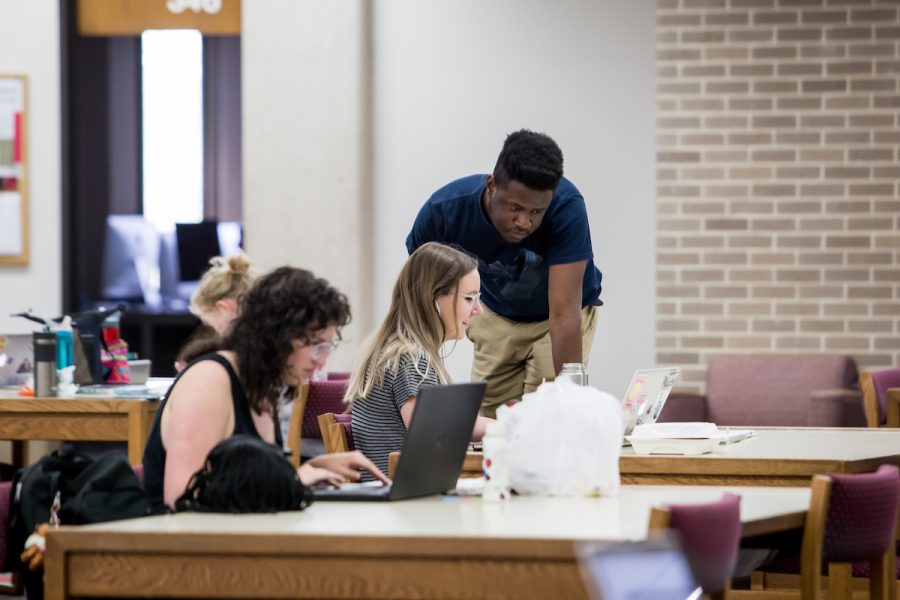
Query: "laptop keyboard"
312 481 392 499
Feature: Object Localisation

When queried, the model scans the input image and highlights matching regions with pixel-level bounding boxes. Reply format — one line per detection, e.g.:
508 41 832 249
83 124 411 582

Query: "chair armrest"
888 388 900 428
317 413 335 453
287 383 310 468
807 389 867 427
859 371 880 427
657 392 708 423
328 422 350 453
388 451 400 480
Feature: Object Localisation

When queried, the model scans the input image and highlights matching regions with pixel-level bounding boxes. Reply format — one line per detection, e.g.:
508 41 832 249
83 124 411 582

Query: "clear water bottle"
482 421 510 502
557 362 588 386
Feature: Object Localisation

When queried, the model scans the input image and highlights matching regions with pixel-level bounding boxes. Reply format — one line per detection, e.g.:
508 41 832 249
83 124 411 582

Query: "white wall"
371 0 657 393
242 0 372 369
242 0 657 392
0 0 61 463
0 0 62 334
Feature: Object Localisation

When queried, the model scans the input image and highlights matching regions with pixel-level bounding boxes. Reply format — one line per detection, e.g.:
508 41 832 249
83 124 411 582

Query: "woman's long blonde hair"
189 253 257 316
345 242 478 404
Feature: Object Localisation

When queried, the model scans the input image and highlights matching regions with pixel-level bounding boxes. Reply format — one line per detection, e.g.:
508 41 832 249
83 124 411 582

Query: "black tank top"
142 353 284 513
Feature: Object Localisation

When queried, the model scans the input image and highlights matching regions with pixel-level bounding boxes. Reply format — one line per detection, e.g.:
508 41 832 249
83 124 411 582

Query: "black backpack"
175 434 313 513
6 449 151 599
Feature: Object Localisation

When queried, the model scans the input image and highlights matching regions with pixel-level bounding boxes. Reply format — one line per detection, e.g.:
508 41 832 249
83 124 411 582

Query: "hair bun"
226 253 253 276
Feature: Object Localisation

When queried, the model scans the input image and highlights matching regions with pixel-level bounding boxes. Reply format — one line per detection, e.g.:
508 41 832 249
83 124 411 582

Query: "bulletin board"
0 74 28 266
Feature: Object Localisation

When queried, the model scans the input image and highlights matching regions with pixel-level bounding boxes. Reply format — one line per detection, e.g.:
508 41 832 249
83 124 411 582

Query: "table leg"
12 440 26 468
127 405 153 466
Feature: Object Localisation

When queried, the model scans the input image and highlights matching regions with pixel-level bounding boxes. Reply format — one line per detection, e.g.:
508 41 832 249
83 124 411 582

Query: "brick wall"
656 0 900 392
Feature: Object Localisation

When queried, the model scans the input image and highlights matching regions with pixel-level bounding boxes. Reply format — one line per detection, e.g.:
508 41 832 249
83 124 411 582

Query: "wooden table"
453 427 900 487
0 396 159 465
620 427 900 487
45 485 810 600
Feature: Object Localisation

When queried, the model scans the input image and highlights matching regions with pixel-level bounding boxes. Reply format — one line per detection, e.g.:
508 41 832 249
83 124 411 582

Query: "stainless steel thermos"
33 331 58 397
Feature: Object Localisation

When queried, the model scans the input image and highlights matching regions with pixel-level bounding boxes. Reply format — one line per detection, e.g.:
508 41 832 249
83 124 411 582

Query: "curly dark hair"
223 267 351 415
492 129 564 191
175 434 313 513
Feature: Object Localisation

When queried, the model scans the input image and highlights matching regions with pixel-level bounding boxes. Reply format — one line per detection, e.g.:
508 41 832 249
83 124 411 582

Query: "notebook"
0 334 33 387
76 378 173 400
620 367 681 439
313 381 486 502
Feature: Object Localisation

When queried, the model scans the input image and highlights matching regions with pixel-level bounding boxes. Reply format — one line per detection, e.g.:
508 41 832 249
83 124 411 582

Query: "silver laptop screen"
620 367 681 437
0 334 33 387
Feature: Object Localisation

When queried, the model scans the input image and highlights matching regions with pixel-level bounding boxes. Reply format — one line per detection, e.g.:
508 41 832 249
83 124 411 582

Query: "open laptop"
578 535 700 600
313 381 486 501
621 367 681 439
0 334 33 387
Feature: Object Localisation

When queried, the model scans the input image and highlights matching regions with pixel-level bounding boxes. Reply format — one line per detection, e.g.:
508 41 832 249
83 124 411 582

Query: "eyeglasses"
459 292 482 304
307 339 340 359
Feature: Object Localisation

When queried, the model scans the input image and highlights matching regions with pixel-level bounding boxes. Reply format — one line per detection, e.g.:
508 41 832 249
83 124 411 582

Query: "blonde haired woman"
174 254 256 372
189 253 257 335
346 242 492 478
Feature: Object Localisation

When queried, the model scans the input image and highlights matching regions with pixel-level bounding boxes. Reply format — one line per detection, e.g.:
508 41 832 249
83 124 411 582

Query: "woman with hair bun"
175 254 256 372
190 253 257 335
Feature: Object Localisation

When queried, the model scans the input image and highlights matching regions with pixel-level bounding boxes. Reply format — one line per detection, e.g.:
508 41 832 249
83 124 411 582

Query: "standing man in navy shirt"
406 130 603 417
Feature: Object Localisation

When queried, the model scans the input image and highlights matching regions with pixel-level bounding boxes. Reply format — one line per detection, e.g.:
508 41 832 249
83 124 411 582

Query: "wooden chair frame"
861 371 900 429
286 383 310 468
889 389 900 429
748 474 898 600
647 506 673 533
317 413 350 454
387 451 400 480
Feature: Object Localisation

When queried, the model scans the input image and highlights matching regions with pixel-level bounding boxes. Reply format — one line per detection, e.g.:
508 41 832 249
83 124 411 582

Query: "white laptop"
620 367 681 439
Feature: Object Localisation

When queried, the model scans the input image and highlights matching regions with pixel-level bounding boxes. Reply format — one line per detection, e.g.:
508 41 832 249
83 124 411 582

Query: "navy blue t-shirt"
406 174 602 323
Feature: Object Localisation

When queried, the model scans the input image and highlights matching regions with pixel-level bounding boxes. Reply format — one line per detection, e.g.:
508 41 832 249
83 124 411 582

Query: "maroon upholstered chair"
0 480 11 574
301 379 350 440
648 493 741 600
326 371 351 381
131 463 144 485
754 464 900 599
861 368 900 428
658 353 863 427
0 479 23 596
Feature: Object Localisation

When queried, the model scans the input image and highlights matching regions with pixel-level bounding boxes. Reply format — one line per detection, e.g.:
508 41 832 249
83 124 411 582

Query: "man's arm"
548 260 587 374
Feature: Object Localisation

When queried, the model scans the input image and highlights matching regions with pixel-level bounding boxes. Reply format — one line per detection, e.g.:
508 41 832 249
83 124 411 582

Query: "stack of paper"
626 422 755 455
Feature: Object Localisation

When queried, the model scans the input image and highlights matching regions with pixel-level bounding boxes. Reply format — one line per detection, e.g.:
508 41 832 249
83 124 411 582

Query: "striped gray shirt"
351 353 440 480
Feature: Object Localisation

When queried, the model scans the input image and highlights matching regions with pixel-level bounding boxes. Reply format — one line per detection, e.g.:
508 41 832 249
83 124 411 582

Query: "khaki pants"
467 304 599 418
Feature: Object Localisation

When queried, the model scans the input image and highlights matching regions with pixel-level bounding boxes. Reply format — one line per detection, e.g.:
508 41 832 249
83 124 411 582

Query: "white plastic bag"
496 379 623 496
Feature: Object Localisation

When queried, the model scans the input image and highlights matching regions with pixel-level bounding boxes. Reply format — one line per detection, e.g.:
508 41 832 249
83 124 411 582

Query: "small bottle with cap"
55 315 74 370
482 421 510 502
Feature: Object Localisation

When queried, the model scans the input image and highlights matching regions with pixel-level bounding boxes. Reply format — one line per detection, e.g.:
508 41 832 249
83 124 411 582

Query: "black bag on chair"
7 449 150 599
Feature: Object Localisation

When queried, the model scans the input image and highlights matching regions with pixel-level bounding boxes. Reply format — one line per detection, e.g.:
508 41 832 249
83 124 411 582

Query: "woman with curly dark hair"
143 267 388 511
